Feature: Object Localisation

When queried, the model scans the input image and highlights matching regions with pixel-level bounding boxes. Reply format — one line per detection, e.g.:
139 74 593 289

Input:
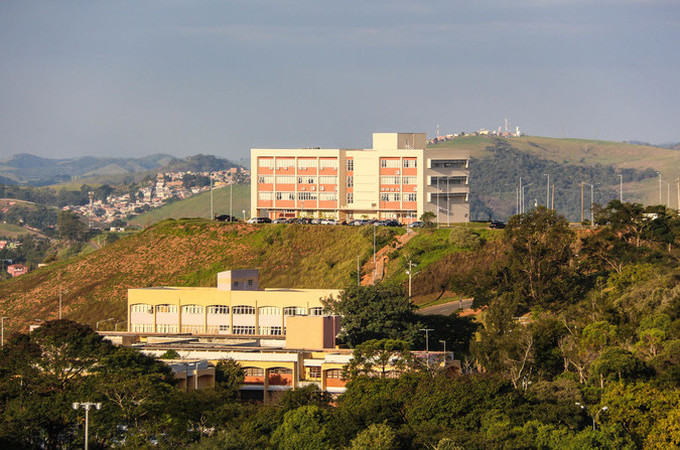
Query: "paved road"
416 298 474 316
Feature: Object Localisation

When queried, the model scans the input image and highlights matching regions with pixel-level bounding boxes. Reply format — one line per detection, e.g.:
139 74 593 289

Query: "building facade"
251 132 470 224
127 269 340 336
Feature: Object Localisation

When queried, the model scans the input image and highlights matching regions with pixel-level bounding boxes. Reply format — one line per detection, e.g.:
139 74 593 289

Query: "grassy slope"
0 223 43 238
0 220 376 333
430 135 679 205
130 184 251 227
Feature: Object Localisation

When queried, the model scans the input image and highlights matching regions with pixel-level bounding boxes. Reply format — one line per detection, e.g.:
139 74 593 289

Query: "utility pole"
209 176 214 220
544 174 550 209
519 177 523 214
618 174 623 202
357 256 360 286
659 172 662 205
439 340 447 366
420 328 434 369
1 317 7 347
406 260 417 298
580 182 584 223
551 184 555 211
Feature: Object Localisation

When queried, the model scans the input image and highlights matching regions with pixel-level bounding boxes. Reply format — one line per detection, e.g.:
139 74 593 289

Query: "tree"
420 211 436 228
345 339 419 379
270 405 331 450
349 422 398 450
57 210 86 242
322 285 421 348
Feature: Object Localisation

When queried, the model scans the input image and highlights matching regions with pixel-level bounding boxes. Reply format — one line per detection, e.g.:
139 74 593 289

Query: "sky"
0 0 678 161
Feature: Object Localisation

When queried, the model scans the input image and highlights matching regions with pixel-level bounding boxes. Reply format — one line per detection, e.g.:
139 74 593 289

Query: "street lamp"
96 318 114 330
420 328 434 369
544 174 550 209
73 402 102 450
1 316 7 347
439 340 447 366
114 321 126 332
406 259 418 298
576 403 609 431
521 183 533 214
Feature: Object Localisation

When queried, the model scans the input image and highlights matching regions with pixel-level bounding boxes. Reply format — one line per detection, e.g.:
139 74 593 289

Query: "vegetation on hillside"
0 220 390 333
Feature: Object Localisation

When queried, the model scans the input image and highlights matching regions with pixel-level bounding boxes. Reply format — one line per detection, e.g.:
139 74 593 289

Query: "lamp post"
96 318 114 330
521 183 533 214
439 340 447 366
1 316 7 347
544 174 550 209
406 259 418 298
618 174 623 202
114 321 125 332
583 183 595 223
576 403 609 431
73 402 101 450
209 176 214 220
242 209 246 221
420 328 434 369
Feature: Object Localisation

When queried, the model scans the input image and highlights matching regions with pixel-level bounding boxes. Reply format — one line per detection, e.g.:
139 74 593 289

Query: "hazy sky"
1 0 678 161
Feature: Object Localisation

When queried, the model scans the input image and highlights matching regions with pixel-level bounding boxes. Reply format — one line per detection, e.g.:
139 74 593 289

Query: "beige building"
127 269 340 336
251 132 470 224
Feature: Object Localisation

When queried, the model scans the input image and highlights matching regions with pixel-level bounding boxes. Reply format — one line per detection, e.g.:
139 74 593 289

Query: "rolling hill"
0 220 396 334
130 183 251 227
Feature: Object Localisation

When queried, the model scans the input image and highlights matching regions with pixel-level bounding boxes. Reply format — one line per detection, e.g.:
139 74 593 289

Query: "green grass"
130 183 251 227
0 223 43 238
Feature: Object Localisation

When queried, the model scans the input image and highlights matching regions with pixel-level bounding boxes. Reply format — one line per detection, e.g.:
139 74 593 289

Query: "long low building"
127 269 341 336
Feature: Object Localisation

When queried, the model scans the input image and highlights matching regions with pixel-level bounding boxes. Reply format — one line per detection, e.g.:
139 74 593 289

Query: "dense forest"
1 202 679 448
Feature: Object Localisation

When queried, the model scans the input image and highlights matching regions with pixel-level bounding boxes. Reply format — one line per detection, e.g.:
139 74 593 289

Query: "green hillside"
0 220 399 333
130 184 251 227
430 136 676 221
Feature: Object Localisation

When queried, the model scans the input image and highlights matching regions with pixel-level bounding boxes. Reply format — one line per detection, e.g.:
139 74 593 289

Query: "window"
258 192 273 201
233 326 256 335
259 306 281 315
319 193 337 201
207 305 229 314
233 306 256 315
309 307 324 316
297 176 316 184
430 159 467 169
244 367 264 377
297 158 317 169
156 304 178 314
380 176 401 185
233 281 239 287
219 324 230 332
298 192 317 201
260 326 282 336
258 175 274 184
405 193 417 202
275 158 294 169
326 369 344 379
403 159 417 168
276 191 295 201
181 305 203 314
156 324 179 333
248 279 253 286
346 159 354 171
270 367 292 375
380 159 400 168
319 176 337 185
131 324 154 333
276 175 295 184
346 176 353 188
131 304 152 313
308 367 321 378
283 306 307 316
258 158 274 168
402 176 416 185
319 159 338 169
346 193 353 204
381 193 400 202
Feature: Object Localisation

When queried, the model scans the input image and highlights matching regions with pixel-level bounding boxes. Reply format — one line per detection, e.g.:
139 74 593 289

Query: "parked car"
247 217 272 224
320 218 339 225
380 220 401 227
272 218 288 224
489 220 506 229
214 214 239 222
349 219 372 226
407 221 425 228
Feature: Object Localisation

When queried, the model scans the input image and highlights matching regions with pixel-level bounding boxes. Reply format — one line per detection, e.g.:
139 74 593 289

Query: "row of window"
132 304 325 316
380 176 417 185
346 193 417 204
243 367 342 379
429 176 468 186
258 158 339 169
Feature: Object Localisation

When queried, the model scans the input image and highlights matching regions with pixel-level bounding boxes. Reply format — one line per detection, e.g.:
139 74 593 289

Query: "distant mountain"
0 153 243 186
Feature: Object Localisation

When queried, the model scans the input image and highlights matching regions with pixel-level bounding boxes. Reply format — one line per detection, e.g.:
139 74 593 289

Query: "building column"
263 368 270 404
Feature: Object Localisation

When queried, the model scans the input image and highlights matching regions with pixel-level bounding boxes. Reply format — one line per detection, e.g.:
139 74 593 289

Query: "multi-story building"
127 269 340 336
251 132 470 224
